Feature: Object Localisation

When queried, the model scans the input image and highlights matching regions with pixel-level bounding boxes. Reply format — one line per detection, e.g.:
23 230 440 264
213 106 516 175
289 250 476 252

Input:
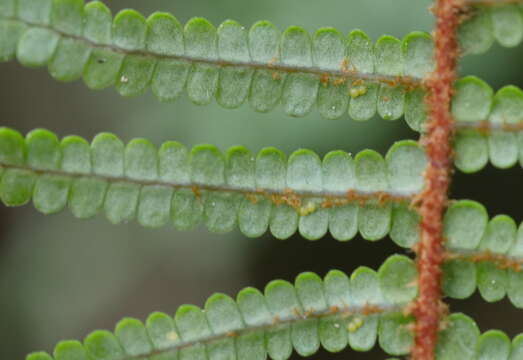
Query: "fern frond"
2 127 520 254
436 314 523 360
22 260 523 360
449 76 523 172
0 127 427 241
0 0 434 123
25 255 418 360
441 200 523 307
398 197 523 306
444 200 523 261
460 3 523 53
391 197 523 307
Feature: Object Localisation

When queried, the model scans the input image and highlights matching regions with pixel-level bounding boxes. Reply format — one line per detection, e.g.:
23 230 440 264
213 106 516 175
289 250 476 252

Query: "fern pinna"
0 0 523 359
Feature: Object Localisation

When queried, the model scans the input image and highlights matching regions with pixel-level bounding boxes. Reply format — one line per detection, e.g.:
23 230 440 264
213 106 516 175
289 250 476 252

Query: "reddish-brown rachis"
411 0 465 359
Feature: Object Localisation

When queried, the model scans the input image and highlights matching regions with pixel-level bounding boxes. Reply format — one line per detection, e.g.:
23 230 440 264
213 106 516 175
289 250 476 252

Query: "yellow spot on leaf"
167 331 178 341
349 86 367 98
347 317 364 333
298 202 317 216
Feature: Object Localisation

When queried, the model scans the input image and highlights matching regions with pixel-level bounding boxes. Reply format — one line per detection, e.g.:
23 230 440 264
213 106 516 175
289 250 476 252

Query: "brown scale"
272 72 281 81
358 198 368 207
502 122 523 132
270 194 283 206
345 189 358 202
281 188 301 209
191 185 201 200
292 307 303 319
454 3 476 24
469 120 523 135
377 192 392 206
361 303 385 315
403 300 418 317
409 191 425 210
340 58 350 74
245 193 259 204
320 73 330 87
332 77 347 87
351 78 364 87
301 309 314 318
321 197 335 209
382 78 398 87
329 305 340 314
446 250 523 272
330 197 350 208
339 308 353 319
476 120 491 135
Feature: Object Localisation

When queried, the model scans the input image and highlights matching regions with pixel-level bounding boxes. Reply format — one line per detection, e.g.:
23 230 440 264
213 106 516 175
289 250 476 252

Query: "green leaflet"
476 330 511 360
478 214 517 254
477 261 508 303
458 3 523 53
0 127 427 241
0 0 439 124
436 313 480 360
452 76 493 123
378 255 418 304
459 7 495 55
442 259 477 300
26 256 418 360
444 200 489 250
452 78 523 172
442 202 523 308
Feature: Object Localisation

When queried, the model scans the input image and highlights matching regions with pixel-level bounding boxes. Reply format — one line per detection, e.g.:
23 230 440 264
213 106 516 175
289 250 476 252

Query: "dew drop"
120 75 129 83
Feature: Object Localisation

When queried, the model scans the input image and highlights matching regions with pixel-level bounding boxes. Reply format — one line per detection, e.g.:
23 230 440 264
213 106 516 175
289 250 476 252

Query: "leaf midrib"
0 161 417 204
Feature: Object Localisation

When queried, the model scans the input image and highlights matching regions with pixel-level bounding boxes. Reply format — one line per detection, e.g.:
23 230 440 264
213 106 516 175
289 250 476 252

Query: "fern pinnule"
22 255 523 360
459 4 523 53
1 0 434 122
452 78 523 172
0 127 429 240
25 255 420 359
4 126 523 263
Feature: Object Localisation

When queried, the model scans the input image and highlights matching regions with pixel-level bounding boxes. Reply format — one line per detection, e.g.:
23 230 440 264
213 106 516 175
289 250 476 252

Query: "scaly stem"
412 0 464 359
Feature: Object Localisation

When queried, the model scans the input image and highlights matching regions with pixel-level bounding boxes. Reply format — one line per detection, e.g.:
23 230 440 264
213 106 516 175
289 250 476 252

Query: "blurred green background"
1 0 523 358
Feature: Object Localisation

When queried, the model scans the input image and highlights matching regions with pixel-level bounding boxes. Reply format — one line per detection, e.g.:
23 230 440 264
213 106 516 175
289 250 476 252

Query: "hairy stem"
412 0 464 359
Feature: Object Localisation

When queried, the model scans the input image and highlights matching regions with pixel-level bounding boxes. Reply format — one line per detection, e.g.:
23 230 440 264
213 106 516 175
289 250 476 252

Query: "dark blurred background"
1 0 523 358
